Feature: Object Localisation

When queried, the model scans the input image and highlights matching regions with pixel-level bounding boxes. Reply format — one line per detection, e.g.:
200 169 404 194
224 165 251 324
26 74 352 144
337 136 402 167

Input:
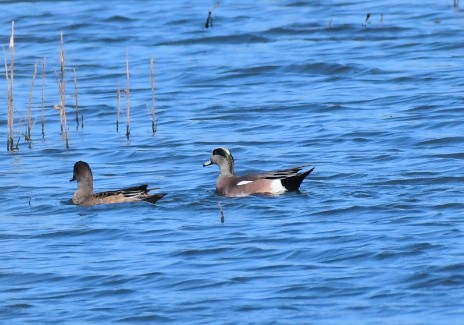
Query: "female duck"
70 161 166 206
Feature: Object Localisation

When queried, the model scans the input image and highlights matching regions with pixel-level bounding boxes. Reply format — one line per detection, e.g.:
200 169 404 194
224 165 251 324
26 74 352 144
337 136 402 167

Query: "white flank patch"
270 179 286 194
237 180 253 186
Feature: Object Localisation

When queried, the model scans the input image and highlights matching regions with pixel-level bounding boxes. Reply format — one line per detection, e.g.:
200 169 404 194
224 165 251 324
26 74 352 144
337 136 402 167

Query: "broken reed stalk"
25 59 39 143
116 82 120 132
17 113 22 149
218 201 225 223
6 21 15 151
455 0 459 8
41 57 46 138
73 68 79 128
59 32 69 149
205 2 220 28
125 48 131 138
150 56 157 135
4 48 12 150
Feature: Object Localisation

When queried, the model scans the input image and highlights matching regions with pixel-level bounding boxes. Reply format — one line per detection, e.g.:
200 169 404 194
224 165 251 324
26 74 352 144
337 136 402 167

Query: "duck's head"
203 147 235 175
70 160 93 184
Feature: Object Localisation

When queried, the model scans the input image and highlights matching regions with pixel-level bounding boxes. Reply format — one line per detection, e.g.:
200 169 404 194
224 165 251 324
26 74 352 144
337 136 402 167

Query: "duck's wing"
93 185 150 199
238 164 312 181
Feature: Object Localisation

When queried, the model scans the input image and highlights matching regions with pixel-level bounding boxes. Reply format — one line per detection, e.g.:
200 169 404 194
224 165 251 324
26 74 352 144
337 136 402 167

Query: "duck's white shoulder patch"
237 180 253 186
270 179 286 194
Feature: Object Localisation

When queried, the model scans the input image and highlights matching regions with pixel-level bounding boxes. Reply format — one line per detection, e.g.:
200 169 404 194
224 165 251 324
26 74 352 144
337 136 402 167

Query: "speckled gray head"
203 147 235 175
203 147 314 197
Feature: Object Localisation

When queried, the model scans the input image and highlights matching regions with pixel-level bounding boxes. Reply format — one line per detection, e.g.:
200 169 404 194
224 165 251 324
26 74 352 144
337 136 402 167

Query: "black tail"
144 193 167 204
281 167 314 192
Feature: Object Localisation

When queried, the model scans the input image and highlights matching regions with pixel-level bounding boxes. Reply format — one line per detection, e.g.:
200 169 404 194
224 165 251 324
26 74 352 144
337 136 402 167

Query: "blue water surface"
0 0 463 323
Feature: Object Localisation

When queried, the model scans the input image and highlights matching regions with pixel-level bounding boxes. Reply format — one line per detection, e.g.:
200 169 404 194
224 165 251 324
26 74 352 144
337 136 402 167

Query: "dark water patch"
427 152 464 160
0 272 69 286
263 23 321 37
33 228 126 239
117 314 173 323
283 62 370 76
92 288 135 298
406 272 464 290
158 33 270 46
103 15 135 23
315 248 372 264
1 303 33 311
374 242 441 261
416 136 464 147
430 202 464 210
173 247 231 258
311 205 382 218
162 277 225 291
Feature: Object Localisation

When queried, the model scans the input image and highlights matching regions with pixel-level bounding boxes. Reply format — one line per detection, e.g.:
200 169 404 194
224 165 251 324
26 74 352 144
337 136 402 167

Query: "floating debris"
150 56 157 135
205 2 220 28
41 57 46 138
58 32 69 149
218 201 225 223
73 68 80 128
25 59 39 143
116 82 121 132
5 21 15 151
362 13 372 27
125 48 131 139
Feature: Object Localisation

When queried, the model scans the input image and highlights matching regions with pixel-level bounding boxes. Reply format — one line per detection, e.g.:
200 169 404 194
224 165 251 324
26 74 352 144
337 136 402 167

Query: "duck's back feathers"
239 164 312 181
93 185 150 199
93 185 166 204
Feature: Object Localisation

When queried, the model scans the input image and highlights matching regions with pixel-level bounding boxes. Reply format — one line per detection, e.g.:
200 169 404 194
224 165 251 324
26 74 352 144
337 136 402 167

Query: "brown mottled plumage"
70 161 166 206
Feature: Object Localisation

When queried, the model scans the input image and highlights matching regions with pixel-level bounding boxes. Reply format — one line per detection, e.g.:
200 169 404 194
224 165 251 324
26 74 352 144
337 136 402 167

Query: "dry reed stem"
116 82 120 132
205 2 220 28
9 21 15 150
4 48 12 150
59 32 69 149
16 113 22 150
73 68 79 128
218 201 225 223
25 59 39 142
6 21 15 151
41 57 46 138
150 56 157 135
125 48 131 138
455 0 460 8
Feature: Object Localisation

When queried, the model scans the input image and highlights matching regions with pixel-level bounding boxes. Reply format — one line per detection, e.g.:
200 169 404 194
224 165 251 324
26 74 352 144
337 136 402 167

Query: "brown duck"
70 161 166 206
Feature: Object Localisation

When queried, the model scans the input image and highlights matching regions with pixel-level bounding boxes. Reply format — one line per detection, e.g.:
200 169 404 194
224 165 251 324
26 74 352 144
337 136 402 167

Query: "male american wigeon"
203 147 314 197
70 161 166 206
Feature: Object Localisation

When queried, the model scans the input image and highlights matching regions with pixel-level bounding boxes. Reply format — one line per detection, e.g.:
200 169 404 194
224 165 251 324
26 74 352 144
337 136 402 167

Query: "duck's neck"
219 159 235 177
74 177 93 201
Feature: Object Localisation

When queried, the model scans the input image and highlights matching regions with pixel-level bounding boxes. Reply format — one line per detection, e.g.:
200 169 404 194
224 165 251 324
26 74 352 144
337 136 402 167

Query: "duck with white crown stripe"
203 147 314 197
